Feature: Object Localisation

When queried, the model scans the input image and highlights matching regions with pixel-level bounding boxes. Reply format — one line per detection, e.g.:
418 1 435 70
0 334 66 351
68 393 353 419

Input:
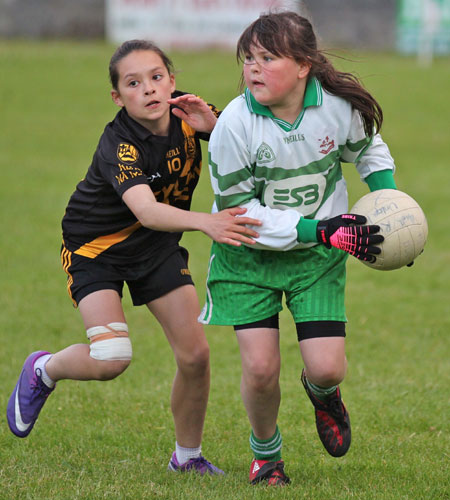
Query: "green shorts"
199 242 348 326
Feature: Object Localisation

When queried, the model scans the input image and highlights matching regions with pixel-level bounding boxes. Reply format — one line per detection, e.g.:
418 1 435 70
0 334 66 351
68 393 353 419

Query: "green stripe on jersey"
346 136 371 153
209 153 254 192
211 150 345 216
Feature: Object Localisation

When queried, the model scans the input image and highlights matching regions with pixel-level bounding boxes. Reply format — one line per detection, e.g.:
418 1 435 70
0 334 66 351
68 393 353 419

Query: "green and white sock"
250 426 282 462
306 379 337 401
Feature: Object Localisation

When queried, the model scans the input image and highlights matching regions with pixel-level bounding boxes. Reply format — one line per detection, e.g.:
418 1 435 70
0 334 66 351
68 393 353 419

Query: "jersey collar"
244 77 323 131
120 107 153 140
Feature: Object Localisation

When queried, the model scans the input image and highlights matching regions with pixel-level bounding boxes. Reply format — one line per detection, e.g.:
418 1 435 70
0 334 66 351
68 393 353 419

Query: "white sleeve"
341 109 395 180
237 198 301 251
355 133 396 181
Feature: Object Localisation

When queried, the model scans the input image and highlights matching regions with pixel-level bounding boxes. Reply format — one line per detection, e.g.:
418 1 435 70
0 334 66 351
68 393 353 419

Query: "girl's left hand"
204 207 261 246
168 94 217 133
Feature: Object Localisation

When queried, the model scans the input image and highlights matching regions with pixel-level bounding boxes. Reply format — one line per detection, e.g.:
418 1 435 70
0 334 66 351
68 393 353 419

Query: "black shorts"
234 314 346 341
61 244 194 307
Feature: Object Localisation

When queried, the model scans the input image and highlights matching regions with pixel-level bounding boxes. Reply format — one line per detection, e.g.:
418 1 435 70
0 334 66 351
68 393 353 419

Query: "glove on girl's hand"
317 214 384 263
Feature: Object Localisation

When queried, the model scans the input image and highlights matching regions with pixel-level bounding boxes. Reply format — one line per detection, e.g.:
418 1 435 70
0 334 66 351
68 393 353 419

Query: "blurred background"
1 2 449 498
1 0 449 62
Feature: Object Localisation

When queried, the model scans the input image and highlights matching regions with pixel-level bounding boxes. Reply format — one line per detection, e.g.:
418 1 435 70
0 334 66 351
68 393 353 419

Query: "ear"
169 73 176 93
298 61 311 80
111 89 124 108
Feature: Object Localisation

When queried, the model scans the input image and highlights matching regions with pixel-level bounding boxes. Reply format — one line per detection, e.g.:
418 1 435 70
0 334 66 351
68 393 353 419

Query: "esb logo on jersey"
263 173 326 216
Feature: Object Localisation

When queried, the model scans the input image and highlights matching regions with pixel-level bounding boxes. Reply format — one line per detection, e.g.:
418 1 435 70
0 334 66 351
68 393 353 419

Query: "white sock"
34 354 56 388
175 442 201 465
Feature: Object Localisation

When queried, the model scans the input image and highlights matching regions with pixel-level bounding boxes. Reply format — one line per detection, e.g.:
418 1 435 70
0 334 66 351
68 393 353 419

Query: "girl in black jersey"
7 40 260 475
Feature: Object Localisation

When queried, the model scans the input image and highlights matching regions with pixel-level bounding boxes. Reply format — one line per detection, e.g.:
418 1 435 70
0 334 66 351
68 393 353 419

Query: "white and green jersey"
208 77 395 251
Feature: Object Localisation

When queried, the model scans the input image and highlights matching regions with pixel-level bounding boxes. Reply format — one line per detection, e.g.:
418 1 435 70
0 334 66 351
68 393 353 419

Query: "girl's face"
111 50 175 135
243 40 310 120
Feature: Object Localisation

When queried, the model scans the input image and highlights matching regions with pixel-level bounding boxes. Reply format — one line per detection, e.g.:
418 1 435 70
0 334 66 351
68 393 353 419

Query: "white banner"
106 0 296 48
397 0 450 55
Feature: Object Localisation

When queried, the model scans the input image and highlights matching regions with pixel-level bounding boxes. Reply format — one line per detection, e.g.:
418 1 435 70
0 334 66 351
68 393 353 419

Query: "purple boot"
7 351 54 438
168 452 224 475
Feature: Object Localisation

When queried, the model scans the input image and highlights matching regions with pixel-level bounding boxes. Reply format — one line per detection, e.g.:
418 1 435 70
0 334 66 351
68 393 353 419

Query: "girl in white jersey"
200 12 398 485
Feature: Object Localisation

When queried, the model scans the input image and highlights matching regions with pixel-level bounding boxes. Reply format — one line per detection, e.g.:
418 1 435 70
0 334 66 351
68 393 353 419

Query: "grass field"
0 41 449 499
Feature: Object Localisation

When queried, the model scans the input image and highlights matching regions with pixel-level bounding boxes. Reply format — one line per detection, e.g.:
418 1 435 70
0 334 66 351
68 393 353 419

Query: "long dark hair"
109 39 174 91
237 12 383 135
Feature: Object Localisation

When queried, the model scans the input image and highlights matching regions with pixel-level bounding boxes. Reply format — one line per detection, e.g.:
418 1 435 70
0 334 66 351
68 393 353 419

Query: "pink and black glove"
316 214 384 263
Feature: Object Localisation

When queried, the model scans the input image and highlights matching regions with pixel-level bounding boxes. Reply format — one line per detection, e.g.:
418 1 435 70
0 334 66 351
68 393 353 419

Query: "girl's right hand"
168 94 217 133
205 207 261 246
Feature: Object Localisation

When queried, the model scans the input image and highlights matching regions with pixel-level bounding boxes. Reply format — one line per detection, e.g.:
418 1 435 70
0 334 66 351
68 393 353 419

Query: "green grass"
0 41 449 499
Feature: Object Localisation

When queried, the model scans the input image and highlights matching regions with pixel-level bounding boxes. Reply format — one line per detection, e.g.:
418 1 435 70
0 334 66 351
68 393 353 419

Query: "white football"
350 189 428 270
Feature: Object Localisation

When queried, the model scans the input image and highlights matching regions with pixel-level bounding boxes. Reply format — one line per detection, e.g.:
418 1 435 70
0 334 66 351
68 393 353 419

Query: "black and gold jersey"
62 91 219 264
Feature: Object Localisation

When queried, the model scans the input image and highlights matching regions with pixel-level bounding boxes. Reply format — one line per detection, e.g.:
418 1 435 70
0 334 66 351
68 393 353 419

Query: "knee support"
86 322 132 361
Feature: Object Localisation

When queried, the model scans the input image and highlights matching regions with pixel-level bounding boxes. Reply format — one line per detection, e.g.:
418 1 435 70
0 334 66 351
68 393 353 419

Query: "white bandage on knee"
86 322 132 361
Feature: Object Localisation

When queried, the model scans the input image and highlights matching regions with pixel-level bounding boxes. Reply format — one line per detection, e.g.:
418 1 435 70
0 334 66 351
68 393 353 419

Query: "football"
350 189 428 270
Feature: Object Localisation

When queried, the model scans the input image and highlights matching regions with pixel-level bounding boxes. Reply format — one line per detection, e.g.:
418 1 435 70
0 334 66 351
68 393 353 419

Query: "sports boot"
168 452 224 475
7 351 55 438
301 369 351 457
249 459 290 486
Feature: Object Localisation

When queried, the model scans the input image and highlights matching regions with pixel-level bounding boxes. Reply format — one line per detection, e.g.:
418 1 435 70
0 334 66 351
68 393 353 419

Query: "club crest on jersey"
318 136 335 155
117 143 139 164
256 142 276 164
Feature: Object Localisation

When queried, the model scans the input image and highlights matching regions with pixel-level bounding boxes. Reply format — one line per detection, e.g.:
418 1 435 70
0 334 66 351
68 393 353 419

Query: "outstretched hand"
317 214 384 262
168 94 217 133
204 207 261 246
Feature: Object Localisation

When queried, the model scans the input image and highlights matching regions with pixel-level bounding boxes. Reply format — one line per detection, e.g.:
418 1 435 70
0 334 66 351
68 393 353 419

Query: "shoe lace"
188 456 214 473
327 395 347 425
30 369 52 398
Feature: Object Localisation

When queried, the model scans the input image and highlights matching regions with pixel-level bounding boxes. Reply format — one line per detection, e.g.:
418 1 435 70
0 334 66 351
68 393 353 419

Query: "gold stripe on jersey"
74 221 142 259
61 244 77 307
181 121 197 175
180 120 202 192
